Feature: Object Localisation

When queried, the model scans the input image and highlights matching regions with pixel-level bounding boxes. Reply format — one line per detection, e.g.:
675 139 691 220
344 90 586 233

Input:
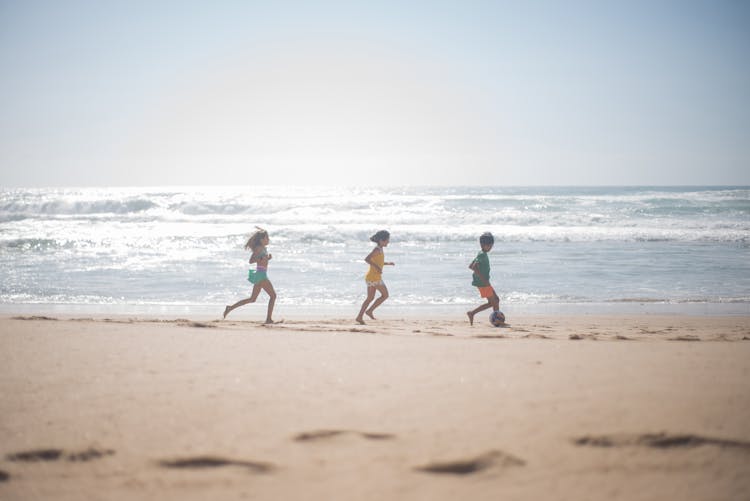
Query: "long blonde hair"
244 227 268 251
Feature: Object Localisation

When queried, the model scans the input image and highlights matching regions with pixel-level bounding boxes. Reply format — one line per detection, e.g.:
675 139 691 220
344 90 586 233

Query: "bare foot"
467 311 474 326
355 317 366 325
223 306 231 319
365 310 376 320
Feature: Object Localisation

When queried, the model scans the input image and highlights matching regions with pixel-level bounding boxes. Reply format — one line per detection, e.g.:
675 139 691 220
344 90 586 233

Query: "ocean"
1 186 748 317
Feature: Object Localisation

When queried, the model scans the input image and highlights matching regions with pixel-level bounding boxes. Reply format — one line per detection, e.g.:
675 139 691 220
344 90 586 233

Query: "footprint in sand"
574 432 750 452
523 333 551 340
11 315 58 321
176 321 217 329
569 334 598 340
424 331 453 337
67 448 116 462
159 456 275 474
7 449 63 462
293 429 396 442
414 450 525 475
0 470 9 482
7 447 115 463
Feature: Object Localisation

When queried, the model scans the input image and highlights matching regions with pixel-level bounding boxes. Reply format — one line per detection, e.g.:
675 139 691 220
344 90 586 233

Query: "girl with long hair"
223 227 277 323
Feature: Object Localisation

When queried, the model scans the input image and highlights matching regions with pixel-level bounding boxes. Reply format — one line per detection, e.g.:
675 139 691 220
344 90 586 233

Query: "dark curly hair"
370 230 390 243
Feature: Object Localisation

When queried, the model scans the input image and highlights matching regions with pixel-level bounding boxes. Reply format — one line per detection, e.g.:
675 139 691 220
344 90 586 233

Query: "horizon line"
2 183 749 190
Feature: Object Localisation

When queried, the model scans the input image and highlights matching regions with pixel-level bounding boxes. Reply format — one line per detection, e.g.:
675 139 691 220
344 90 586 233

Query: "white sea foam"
1 186 748 313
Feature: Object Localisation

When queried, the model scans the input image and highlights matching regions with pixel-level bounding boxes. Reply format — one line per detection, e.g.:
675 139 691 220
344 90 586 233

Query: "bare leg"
356 286 377 324
490 294 500 312
365 283 389 319
261 280 276 323
223 283 263 318
467 299 494 325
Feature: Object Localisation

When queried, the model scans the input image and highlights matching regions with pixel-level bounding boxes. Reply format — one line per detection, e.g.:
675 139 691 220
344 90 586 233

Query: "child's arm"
249 248 271 265
469 259 492 288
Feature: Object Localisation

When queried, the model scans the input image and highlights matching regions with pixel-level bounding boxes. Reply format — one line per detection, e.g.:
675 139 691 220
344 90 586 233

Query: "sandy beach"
1 313 749 500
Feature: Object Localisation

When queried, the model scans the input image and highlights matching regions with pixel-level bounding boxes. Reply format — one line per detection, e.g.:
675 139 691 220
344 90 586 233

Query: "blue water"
1 186 748 316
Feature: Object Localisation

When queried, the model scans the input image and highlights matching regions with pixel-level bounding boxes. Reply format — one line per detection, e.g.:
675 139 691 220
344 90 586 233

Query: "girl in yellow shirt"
356 230 394 324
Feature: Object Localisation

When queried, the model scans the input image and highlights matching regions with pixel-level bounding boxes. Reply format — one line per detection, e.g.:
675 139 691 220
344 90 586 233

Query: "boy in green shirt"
467 232 500 325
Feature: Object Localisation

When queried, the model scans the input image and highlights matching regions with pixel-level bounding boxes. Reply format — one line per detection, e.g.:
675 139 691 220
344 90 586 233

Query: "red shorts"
478 286 495 298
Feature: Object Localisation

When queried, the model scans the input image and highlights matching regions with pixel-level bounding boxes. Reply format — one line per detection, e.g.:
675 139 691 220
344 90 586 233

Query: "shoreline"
2 313 750 341
1 299 749 321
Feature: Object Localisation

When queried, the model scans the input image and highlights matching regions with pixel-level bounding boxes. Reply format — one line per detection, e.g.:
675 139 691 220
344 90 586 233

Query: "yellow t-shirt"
365 249 385 282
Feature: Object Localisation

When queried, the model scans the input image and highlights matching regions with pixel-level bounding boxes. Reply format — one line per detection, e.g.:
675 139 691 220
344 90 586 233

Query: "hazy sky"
1 0 748 187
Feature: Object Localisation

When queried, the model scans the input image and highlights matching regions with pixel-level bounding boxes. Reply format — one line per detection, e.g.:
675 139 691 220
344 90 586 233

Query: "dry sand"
1 314 749 500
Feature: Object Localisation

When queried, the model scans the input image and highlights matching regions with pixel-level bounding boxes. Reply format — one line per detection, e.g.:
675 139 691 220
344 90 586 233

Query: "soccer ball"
489 310 505 326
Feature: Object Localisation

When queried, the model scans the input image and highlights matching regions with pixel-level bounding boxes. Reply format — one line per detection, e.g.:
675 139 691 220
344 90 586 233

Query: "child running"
356 230 394 325
467 232 501 325
223 227 277 323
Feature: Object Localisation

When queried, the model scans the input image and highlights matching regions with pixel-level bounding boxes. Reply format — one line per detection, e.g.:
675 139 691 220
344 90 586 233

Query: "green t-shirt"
471 251 491 287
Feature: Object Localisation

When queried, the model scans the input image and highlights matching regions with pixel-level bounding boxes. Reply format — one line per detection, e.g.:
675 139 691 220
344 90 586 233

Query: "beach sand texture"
1 314 749 500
